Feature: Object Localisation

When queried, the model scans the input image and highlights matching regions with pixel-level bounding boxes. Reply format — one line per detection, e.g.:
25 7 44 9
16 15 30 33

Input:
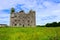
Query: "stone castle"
10 8 36 27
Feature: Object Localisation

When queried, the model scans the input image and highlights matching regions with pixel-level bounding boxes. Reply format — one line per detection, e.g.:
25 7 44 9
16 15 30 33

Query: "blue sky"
0 0 60 25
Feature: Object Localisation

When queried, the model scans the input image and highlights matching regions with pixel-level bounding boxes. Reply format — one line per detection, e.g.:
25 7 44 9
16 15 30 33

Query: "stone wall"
10 10 36 27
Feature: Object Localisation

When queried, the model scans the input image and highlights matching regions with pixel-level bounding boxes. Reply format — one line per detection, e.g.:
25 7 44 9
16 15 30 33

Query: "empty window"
31 21 32 23
15 24 17 26
19 16 21 18
28 20 29 22
12 22 14 24
23 17 24 18
23 20 24 22
18 20 20 21
19 24 21 25
28 24 29 26
23 25 24 27
15 20 17 22
15 16 17 17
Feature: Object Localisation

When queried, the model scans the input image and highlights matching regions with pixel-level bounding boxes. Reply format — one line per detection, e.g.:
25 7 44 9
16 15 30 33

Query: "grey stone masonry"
10 10 36 27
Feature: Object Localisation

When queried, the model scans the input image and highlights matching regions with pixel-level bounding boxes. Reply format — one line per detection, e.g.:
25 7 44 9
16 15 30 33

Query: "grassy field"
0 27 60 40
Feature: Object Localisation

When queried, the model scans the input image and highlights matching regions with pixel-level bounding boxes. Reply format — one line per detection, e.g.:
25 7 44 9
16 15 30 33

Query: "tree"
45 23 52 27
58 22 60 26
36 25 41 27
46 22 58 27
11 7 15 13
52 22 57 27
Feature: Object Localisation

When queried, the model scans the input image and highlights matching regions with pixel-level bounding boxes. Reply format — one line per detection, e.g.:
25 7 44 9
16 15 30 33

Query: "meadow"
0 27 60 40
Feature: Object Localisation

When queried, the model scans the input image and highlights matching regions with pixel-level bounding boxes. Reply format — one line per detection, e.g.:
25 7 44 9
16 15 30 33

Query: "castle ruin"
10 8 36 27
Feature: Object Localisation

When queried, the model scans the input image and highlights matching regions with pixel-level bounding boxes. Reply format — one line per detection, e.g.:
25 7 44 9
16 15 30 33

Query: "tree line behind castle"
37 22 60 27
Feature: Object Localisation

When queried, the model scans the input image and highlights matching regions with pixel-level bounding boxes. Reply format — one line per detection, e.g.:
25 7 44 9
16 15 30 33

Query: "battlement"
11 9 35 15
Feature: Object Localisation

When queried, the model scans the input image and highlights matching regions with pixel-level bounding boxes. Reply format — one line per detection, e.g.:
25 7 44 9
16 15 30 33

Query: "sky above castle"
0 0 60 25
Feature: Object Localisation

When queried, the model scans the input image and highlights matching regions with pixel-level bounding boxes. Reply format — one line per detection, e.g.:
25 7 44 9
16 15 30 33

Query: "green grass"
0 27 60 40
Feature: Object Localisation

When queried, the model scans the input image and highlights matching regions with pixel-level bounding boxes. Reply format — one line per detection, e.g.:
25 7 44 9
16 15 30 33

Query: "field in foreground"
0 27 60 40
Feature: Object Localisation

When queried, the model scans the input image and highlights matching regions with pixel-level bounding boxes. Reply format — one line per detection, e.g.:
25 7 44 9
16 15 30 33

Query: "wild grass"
0 27 60 40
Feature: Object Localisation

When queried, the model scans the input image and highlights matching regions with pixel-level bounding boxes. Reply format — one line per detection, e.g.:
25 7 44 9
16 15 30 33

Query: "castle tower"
28 10 36 26
10 8 15 26
10 8 36 27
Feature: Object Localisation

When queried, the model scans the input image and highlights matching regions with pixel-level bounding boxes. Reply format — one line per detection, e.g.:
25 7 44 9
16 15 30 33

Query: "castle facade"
10 8 36 27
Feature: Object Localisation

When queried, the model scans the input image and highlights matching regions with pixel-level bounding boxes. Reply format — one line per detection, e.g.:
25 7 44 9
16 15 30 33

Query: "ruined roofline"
11 7 35 14
11 10 35 14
